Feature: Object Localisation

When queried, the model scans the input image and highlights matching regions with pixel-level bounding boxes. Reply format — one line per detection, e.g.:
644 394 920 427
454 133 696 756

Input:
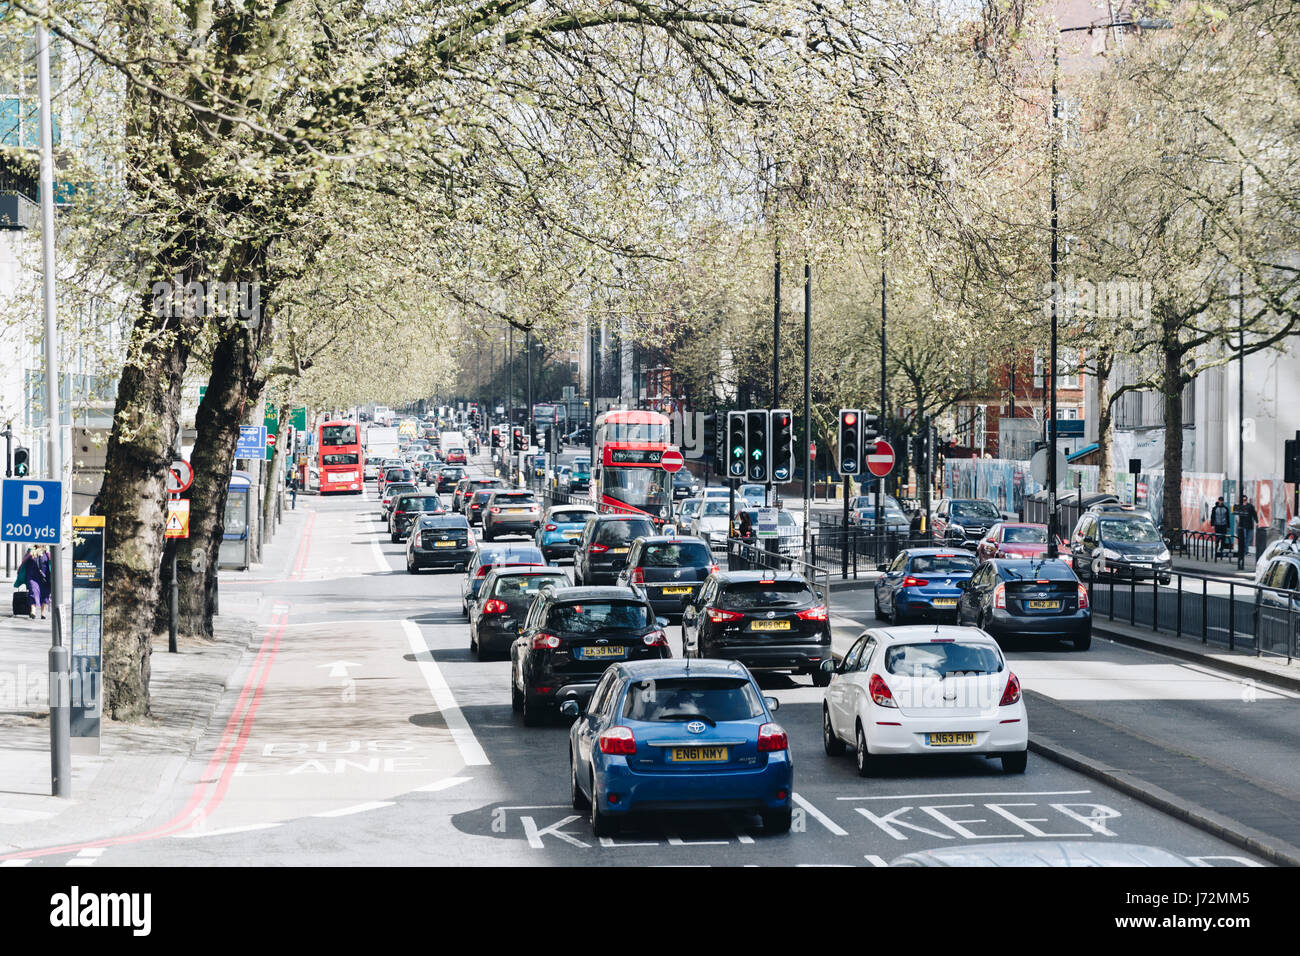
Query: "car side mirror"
877 563 888 572
820 659 836 675
764 696 780 713
559 700 581 718
656 617 669 629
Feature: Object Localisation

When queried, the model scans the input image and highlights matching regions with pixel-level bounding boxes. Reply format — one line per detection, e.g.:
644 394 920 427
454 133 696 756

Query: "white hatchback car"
820 625 1028 776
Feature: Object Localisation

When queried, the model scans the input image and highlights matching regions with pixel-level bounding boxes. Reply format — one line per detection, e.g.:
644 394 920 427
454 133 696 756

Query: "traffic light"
770 409 794 483
702 413 719 476
1286 439 1300 484
512 426 526 452
838 409 860 475
727 411 747 479
491 426 502 448
12 446 28 477
861 412 880 443
745 409 768 482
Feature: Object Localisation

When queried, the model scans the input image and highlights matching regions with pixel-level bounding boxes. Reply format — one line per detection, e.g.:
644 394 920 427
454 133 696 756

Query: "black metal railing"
1171 528 1242 564
808 529 939 580
1087 570 1299 663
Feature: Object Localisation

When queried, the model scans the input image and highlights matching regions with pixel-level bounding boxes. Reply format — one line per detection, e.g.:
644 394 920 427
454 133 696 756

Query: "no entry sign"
659 448 685 473
865 439 895 477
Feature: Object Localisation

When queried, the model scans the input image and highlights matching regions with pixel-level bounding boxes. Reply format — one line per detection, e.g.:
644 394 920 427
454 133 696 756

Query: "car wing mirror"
763 696 780 713
559 700 581 718
656 617 669 628
821 659 837 675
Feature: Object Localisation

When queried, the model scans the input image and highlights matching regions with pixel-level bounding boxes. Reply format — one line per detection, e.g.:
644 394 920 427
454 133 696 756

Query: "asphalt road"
7 458 1273 867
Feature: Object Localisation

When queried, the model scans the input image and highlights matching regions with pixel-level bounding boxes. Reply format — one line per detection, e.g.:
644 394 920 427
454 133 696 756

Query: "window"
641 541 713 568
587 671 619 718
843 636 868 672
1003 526 1049 544
854 638 877 672
622 677 763 722
718 581 816 609
321 425 358 446
908 554 977 574
322 453 359 466
548 602 650 633
594 519 654 546
884 642 1004 677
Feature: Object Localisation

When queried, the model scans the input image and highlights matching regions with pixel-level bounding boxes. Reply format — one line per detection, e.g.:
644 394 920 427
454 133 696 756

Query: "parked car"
1068 505 1172 584
957 558 1090 650
536 505 599 562
460 544 547 617
406 514 475 573
873 548 979 624
510 585 669 726
820 626 1028 775
616 536 717 623
573 514 656 586
482 490 543 540
681 570 831 686
564 659 792 836
469 566 570 661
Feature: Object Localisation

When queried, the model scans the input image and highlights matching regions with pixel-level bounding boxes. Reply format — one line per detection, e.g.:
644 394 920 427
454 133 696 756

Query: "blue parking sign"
2 479 62 543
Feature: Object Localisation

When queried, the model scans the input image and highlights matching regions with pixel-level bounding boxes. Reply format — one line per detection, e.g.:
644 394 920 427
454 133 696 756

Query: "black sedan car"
681 571 831 686
956 558 1091 650
406 514 475 573
616 536 716 623
510 585 670 726
460 544 546 617
574 514 656 586
671 469 700 501
933 498 1004 549
469 566 570 661
388 491 447 543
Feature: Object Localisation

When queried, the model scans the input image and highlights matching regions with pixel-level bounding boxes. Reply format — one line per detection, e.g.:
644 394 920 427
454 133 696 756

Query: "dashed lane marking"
414 776 473 793
312 801 396 818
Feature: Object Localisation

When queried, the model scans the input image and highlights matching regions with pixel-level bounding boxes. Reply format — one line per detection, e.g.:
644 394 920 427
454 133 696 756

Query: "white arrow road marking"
864 855 890 867
313 801 395 818
402 620 490 766
317 661 361 678
521 815 590 849
793 792 848 836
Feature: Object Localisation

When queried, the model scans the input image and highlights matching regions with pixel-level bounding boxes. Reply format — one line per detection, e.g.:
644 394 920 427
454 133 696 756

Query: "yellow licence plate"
750 619 791 631
661 586 692 595
564 531 582 539
579 645 626 659
611 547 629 554
435 540 459 548
508 508 528 514
669 746 728 763
926 732 977 747
931 598 958 608
1027 600 1061 609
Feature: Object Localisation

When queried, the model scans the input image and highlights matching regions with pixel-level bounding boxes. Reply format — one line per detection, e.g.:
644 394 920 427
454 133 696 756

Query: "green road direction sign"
291 406 307 431
264 405 279 460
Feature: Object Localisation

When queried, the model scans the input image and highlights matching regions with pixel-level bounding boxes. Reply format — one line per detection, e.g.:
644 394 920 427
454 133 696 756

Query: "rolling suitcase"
12 589 31 617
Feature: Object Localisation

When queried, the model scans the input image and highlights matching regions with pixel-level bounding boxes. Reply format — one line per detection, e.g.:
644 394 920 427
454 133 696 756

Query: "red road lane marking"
290 509 317 580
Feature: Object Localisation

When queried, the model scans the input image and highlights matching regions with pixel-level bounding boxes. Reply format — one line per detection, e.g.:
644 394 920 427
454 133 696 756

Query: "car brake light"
994 583 1006 609
598 726 637 755
467 533 476 547
642 629 668 647
531 633 562 650
629 567 645 585
1077 583 1089 609
395 510 405 516
589 543 609 553
708 608 744 623
708 564 719 574
1000 672 1022 706
476 565 491 577
545 524 557 532
796 605 828 621
482 599 507 614
757 723 788 752
759 579 775 584
901 576 929 587
869 673 897 708
490 507 501 514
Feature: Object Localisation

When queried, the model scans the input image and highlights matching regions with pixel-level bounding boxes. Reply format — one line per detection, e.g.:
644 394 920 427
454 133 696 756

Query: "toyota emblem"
686 721 707 734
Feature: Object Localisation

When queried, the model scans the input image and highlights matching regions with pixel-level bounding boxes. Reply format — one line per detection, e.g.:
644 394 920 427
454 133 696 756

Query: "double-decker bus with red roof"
592 409 673 522
317 420 364 494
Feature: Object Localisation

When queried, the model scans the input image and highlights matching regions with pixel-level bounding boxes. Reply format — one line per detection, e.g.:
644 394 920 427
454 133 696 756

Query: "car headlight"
1103 548 1123 562
1156 549 1171 562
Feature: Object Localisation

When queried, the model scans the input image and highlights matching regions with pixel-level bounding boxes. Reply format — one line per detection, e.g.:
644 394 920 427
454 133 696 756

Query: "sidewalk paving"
0 505 309 855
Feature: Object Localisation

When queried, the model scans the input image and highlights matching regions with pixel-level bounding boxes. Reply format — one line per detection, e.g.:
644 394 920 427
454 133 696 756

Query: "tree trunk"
1160 316 1185 536
262 384 295 533
93 305 194 720
1095 352 1114 493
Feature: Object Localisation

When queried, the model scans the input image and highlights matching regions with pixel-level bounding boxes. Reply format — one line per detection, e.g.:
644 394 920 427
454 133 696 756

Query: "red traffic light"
843 412 857 426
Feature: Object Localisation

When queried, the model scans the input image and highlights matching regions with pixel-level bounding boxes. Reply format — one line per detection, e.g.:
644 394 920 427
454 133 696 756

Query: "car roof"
713 570 807 585
546 505 596 516
476 544 543 558
484 566 567 580
615 658 750 680
990 558 1076 578
544 585 646 603
903 548 978 557
634 536 710 546
591 513 654 522
868 625 1000 646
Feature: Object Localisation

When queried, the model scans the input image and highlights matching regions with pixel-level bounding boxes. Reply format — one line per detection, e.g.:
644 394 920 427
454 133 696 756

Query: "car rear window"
595 520 654 545
420 516 468 530
397 496 443 512
491 573 568 598
719 580 815 609
385 469 412 480
908 554 978 574
547 602 649 632
640 542 713 568
884 642 1004 677
551 510 593 524
386 483 417 497
496 492 536 502
623 677 763 722
1003 526 1048 543
491 549 544 565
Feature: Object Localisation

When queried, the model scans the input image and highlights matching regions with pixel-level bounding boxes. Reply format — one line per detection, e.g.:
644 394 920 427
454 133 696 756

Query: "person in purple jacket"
21 545 51 619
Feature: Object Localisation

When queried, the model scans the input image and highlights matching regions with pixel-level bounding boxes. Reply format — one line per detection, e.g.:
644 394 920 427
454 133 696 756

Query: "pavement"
0 505 308 855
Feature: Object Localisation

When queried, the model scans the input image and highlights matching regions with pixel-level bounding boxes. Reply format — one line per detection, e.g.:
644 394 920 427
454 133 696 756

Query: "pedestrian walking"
1210 496 1231 557
1233 494 1258 562
287 472 298 509
21 545 51 620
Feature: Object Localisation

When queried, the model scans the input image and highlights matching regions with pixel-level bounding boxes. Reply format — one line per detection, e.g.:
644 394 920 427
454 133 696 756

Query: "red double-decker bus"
592 409 673 522
317 420 364 494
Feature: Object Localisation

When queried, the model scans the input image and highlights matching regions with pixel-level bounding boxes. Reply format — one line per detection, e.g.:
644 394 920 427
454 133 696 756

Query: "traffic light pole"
877 218 886 552
804 260 812 554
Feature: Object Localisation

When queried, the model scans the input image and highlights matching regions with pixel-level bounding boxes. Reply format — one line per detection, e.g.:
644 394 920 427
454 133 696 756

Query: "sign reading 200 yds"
1 478 62 543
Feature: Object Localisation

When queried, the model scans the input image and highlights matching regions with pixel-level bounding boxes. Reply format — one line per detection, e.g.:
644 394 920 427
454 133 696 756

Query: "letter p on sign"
22 484 43 516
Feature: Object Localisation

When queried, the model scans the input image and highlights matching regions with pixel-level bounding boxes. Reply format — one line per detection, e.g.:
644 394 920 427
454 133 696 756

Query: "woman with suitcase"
20 545 50 619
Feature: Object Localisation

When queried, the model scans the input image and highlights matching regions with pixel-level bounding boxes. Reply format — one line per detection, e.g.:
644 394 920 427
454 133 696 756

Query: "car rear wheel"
761 806 792 835
1001 749 1028 774
1072 628 1092 652
390 533 400 543
570 752 588 810
589 771 616 837
811 666 831 688
855 723 879 778
406 554 418 573
873 594 885 620
521 691 544 727
823 707 846 756
510 665 523 712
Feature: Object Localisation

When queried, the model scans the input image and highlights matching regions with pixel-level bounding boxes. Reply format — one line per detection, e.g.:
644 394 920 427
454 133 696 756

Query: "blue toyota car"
562 659 793 837
535 504 598 563
874 548 979 624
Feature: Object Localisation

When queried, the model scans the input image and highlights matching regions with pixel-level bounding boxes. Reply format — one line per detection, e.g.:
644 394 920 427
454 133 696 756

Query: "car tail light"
708 608 744 623
993 583 1007 609
1077 584 1089 609
476 565 492 578
482 599 507 614
531 633 562 650
757 723 788 752
598 726 637 755
629 567 645 585
490 507 501 514
642 630 668 647
708 564 719 575
545 524 557 532
796 605 828 621
467 533 476 547
869 673 897 708
902 576 929 588
1000 672 1022 706
589 543 608 553
395 510 405 516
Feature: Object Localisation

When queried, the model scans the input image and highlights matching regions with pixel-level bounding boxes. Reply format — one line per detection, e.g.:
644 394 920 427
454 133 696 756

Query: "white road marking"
1013 660 1286 702
0 859 31 867
312 801 396 818
864 854 890 867
370 533 392 574
522 814 590 849
1187 856 1265 868
497 805 569 811
838 790 1091 801
793 792 848 836
66 847 105 866
403 620 490 766
175 823 284 839
414 775 473 793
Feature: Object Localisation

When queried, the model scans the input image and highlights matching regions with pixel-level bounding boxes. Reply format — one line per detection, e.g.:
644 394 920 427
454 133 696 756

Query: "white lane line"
313 801 396 818
838 789 1092 801
0 859 31 867
66 847 104 867
370 532 393 574
414 775 473 793
174 823 284 839
792 792 848 836
402 620 491 766
864 854 890 867
277 619 404 629
498 805 569 811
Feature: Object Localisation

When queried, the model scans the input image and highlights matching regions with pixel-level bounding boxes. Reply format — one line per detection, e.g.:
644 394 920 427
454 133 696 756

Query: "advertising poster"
71 515 105 746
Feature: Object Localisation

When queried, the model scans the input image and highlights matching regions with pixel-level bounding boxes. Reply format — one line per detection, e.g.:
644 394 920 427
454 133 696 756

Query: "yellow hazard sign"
165 499 190 539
